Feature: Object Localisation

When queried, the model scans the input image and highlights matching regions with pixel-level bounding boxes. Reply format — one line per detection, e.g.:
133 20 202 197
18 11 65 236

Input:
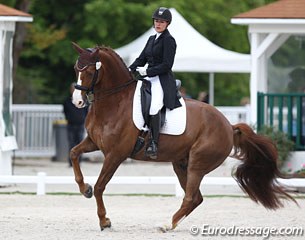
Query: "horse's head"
71 42 133 108
72 42 102 108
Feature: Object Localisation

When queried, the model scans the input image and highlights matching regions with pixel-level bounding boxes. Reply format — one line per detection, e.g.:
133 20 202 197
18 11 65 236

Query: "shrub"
257 125 295 169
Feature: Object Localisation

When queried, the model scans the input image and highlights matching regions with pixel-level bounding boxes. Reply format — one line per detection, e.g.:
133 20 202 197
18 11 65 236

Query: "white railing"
216 105 251 124
0 173 304 196
12 104 65 157
12 104 251 158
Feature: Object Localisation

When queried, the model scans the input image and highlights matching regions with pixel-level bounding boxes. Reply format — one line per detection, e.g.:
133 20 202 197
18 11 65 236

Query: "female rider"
129 7 181 159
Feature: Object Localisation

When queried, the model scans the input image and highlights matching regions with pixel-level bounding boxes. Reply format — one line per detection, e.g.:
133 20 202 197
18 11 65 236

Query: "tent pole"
209 73 214 105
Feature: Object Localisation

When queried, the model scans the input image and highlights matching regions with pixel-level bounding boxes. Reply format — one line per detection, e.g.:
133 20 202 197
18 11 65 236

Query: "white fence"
0 173 304 196
11 104 251 158
8 105 305 197
12 104 65 157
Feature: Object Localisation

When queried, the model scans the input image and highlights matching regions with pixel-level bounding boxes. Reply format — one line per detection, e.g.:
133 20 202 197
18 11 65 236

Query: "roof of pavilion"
233 0 305 19
0 4 31 17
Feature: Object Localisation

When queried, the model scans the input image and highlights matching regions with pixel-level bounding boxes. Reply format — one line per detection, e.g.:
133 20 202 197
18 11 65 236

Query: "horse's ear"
72 42 84 55
91 48 99 58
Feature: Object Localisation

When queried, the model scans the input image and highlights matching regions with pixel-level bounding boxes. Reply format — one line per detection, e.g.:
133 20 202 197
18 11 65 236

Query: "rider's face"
154 19 168 33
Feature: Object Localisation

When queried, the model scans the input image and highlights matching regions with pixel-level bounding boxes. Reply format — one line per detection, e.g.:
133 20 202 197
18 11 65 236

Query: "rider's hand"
136 67 147 76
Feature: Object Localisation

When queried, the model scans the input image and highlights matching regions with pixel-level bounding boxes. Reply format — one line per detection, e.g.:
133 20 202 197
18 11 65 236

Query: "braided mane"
97 45 130 72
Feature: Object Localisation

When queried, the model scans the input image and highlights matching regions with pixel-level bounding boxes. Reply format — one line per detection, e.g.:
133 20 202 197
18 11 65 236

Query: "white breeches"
146 76 164 115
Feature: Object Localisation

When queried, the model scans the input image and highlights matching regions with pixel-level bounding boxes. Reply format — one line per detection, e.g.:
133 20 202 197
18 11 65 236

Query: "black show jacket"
129 29 181 110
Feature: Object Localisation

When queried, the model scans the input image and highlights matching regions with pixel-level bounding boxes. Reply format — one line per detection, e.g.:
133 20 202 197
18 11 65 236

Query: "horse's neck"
94 50 135 117
92 81 135 116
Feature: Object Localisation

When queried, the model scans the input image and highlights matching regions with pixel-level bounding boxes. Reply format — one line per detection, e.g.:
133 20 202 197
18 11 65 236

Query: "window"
268 35 305 93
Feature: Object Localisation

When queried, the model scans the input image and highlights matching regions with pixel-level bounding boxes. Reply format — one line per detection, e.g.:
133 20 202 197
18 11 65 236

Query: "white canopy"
115 8 251 73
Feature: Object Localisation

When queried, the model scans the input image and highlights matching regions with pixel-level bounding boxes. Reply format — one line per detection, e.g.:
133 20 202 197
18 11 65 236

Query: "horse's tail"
231 123 297 210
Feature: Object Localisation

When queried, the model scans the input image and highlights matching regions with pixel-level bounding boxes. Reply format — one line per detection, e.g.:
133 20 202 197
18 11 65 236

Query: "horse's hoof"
157 225 172 233
100 218 111 231
83 184 93 198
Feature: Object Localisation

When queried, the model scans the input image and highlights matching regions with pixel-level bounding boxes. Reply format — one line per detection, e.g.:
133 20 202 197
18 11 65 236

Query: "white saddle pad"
132 81 186 135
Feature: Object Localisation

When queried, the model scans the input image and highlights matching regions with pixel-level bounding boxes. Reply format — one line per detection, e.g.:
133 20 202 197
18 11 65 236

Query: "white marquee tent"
115 8 251 104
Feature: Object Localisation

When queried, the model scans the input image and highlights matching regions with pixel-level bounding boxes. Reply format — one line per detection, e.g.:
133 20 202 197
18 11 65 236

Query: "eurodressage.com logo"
189 224 304 239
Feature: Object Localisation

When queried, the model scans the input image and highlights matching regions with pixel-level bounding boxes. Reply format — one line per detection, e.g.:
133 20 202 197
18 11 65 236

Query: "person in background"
180 86 192 99
63 83 88 166
129 7 181 159
197 91 209 103
240 97 250 106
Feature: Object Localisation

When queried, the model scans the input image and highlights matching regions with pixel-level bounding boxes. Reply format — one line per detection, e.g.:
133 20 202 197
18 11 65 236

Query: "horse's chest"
86 121 103 146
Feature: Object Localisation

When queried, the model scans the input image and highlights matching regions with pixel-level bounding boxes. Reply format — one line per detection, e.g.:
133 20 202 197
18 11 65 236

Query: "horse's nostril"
78 101 83 106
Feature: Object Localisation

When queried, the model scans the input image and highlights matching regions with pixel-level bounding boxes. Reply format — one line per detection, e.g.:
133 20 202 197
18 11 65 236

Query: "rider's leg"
146 111 161 159
146 76 163 159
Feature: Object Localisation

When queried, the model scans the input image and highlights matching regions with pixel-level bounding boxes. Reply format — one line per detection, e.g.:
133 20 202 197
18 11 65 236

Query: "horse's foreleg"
94 157 124 231
70 136 98 197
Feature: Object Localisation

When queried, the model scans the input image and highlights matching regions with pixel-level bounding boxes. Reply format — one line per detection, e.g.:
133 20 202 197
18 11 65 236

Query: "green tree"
14 0 88 103
9 0 276 105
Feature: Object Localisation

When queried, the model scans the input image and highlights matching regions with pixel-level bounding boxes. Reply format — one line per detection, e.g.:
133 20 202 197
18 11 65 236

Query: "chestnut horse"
70 43 295 231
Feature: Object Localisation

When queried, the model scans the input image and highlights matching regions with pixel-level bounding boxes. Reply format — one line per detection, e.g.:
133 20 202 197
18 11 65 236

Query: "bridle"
74 54 136 103
74 60 102 103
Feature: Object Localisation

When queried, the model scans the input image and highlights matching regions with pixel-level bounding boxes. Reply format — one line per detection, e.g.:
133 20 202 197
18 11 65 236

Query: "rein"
94 78 136 98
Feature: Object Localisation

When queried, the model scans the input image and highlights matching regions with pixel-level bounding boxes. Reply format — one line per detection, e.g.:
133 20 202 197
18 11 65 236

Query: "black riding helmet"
152 7 172 24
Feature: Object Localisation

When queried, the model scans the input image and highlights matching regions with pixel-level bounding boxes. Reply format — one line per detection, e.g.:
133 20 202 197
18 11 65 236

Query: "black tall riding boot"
146 111 161 159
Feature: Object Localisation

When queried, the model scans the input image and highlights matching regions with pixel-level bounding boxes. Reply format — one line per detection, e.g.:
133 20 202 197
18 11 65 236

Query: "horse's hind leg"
171 164 204 230
172 161 203 217
70 136 98 198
